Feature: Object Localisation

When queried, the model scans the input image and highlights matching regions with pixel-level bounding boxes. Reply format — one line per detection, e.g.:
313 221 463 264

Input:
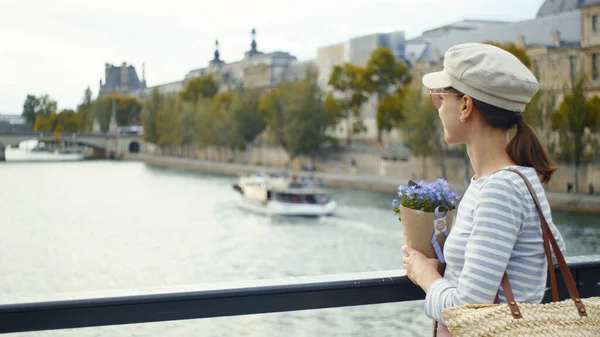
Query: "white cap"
422 43 539 112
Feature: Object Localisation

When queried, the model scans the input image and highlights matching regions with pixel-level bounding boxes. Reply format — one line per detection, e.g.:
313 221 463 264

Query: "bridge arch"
128 141 140 153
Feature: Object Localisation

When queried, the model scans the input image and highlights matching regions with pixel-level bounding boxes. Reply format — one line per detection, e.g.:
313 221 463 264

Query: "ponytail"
449 88 559 183
507 120 557 183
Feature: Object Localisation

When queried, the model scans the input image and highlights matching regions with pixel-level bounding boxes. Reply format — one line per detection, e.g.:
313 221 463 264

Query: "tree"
22 95 40 125
22 94 57 126
32 113 58 132
156 93 180 148
93 93 143 131
397 82 443 179
77 87 95 132
377 87 406 138
55 109 80 132
523 89 556 152
231 89 266 147
327 63 370 145
93 96 113 132
260 67 338 160
116 96 143 126
363 47 411 140
142 88 161 144
485 41 531 68
37 95 58 117
210 93 242 151
551 74 599 193
180 75 219 104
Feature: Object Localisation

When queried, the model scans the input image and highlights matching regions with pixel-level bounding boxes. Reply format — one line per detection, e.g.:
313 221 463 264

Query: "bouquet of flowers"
393 178 461 262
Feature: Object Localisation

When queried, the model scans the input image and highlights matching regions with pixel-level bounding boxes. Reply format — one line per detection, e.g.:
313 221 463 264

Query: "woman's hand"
402 245 443 292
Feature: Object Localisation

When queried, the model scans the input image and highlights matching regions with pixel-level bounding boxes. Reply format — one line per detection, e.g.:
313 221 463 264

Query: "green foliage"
76 87 95 132
22 95 40 124
94 93 143 131
397 82 442 160
204 92 242 150
116 96 143 126
327 64 371 143
180 75 219 103
32 112 57 132
260 68 338 159
32 109 80 132
54 109 80 132
363 47 411 137
232 89 265 147
93 96 113 132
323 93 344 119
484 41 531 68
156 93 180 147
550 74 599 192
142 88 161 144
523 89 556 153
377 87 406 133
37 94 58 117
22 94 57 126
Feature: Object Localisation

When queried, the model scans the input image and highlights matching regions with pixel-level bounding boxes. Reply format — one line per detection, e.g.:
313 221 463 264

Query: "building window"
594 53 600 80
533 59 539 77
570 55 577 79
594 15 599 32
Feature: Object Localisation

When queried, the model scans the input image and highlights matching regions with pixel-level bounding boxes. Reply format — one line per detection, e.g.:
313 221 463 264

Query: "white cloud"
0 0 544 113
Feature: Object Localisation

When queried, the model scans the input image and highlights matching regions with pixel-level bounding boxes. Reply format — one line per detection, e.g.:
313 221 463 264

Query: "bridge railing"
0 254 599 334
0 131 141 138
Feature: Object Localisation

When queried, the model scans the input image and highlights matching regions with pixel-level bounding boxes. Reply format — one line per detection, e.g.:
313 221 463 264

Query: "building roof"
580 0 600 7
103 66 142 91
419 20 510 38
408 10 580 63
537 0 580 17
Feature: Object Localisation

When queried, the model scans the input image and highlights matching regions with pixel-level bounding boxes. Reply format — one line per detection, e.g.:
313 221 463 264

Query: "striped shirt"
424 165 567 323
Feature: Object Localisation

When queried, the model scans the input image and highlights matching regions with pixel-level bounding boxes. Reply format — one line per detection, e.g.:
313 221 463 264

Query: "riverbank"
132 153 600 214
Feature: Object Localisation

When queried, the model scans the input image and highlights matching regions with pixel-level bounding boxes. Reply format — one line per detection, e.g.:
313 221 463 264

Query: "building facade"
99 28 312 101
315 30 407 145
98 62 145 97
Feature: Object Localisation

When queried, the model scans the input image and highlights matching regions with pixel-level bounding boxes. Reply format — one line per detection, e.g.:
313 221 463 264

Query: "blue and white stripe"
424 165 567 323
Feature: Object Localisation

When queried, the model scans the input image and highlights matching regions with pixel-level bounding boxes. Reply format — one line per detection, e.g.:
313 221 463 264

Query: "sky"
0 0 547 114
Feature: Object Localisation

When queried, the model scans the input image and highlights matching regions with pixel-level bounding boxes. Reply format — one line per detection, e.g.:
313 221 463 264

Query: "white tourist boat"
4 139 84 162
232 173 337 216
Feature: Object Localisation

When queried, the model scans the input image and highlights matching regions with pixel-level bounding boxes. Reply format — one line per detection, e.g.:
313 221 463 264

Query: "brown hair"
448 88 557 183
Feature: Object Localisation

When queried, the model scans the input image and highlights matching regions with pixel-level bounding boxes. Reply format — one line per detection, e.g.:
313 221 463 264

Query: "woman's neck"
466 129 515 181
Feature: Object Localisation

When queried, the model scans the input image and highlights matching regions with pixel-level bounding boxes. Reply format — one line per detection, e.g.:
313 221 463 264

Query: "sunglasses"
429 90 463 109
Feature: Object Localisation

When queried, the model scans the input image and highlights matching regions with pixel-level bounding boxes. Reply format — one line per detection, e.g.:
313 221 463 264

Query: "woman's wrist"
419 269 442 292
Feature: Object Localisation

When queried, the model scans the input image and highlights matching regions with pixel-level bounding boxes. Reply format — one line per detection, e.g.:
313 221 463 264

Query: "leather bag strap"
497 169 587 318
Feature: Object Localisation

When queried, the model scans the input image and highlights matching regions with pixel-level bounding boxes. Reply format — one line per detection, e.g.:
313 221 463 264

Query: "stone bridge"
0 132 145 160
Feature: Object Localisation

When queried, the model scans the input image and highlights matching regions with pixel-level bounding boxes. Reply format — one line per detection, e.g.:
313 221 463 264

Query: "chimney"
104 63 111 83
142 63 146 87
120 62 129 92
551 31 561 47
516 35 525 49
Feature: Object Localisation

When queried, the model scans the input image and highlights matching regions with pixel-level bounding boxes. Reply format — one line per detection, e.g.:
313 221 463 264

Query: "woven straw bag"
440 169 600 337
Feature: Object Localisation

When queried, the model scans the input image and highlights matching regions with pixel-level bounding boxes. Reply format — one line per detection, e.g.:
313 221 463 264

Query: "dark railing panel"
0 255 598 334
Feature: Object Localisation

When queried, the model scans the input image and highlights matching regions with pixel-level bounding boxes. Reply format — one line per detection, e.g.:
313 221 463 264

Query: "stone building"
184 28 311 93
316 31 407 145
98 62 145 98
99 28 314 100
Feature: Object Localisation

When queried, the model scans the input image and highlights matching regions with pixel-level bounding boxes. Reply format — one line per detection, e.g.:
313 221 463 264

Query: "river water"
1 161 599 337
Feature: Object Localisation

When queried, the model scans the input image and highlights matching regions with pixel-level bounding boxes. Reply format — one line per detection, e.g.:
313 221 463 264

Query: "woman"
401 43 567 336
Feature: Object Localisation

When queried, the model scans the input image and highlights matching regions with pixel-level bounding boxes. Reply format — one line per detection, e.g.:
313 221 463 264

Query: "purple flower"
393 178 461 212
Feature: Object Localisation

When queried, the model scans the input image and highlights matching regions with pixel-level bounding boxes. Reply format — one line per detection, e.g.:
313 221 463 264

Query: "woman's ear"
460 95 474 121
